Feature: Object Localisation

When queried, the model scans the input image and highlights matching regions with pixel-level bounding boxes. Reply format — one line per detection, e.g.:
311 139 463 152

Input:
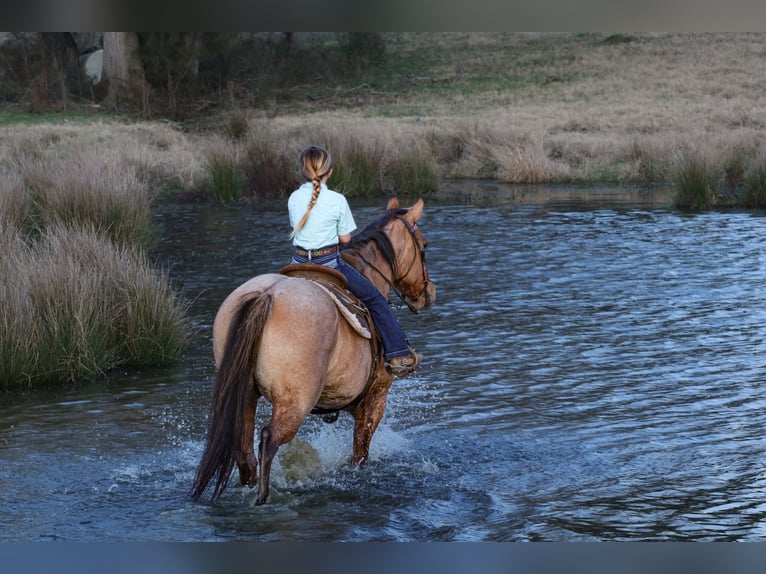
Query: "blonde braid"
290 146 331 239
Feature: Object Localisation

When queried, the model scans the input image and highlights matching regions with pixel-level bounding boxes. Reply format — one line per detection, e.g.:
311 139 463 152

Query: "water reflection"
1 184 766 541
436 180 674 209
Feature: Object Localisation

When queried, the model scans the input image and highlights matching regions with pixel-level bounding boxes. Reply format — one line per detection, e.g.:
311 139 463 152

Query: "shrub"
21 153 154 247
204 137 244 202
671 152 722 209
224 109 250 141
331 146 381 197
0 224 188 388
340 33 387 72
391 153 439 196
242 126 297 198
743 159 766 208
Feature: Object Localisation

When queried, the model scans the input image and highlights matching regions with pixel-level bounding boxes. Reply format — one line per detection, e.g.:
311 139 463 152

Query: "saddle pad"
313 283 371 339
279 264 370 339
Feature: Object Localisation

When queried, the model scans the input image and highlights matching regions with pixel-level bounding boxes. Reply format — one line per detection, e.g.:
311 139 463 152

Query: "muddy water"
3 184 766 541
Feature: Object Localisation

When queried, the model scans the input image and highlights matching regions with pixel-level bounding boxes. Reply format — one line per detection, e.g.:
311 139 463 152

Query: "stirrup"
386 352 421 377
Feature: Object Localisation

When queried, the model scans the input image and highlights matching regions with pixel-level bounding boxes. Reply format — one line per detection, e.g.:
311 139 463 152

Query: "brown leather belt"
294 245 338 258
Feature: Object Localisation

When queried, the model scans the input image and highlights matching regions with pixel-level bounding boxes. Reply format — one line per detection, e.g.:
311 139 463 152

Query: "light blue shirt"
288 182 357 249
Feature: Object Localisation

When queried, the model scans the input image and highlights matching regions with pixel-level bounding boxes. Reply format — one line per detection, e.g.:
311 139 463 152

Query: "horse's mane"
341 208 407 277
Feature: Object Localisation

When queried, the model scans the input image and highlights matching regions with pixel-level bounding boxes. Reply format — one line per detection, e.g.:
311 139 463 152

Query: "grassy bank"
0 223 188 388
192 32 766 207
4 33 766 206
0 122 191 389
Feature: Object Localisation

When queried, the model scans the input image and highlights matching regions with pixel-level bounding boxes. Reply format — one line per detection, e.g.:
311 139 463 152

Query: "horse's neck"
351 243 393 298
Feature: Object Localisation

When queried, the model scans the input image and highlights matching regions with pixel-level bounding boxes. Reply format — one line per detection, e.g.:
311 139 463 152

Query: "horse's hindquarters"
213 273 285 366
213 274 374 412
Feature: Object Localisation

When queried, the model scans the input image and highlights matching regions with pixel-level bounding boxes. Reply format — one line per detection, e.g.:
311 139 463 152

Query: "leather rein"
352 214 431 314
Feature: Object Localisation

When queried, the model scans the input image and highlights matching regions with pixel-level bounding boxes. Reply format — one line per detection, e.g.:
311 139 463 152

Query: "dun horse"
191 198 436 504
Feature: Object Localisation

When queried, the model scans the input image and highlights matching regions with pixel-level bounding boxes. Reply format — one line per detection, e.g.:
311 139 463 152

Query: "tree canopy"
0 32 387 119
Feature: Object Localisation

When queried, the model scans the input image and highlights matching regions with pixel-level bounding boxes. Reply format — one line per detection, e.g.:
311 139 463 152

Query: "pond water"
2 183 766 541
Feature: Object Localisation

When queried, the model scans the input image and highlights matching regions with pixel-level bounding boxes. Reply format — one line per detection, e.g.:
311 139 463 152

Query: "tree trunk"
100 32 147 111
183 33 202 79
39 33 79 107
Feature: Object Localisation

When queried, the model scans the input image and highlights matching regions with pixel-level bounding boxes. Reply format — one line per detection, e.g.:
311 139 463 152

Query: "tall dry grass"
0 120 206 196
0 223 188 388
229 32 766 201
241 123 297 198
6 32 766 202
0 170 32 229
670 151 723 209
5 34 766 199
22 154 154 246
0 121 193 389
191 116 439 199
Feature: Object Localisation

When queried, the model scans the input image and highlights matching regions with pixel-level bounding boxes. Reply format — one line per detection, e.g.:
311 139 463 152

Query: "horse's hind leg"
350 380 392 465
236 383 260 488
256 409 304 505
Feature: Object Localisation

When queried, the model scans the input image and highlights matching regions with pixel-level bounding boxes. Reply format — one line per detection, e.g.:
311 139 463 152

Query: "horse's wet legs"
256 412 303 505
351 389 389 465
256 426 276 505
236 384 259 488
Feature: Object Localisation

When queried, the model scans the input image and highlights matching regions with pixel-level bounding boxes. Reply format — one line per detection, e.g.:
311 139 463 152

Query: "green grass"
206 152 244 202
743 160 766 208
671 153 722 209
391 153 439 196
240 33 589 117
331 147 382 197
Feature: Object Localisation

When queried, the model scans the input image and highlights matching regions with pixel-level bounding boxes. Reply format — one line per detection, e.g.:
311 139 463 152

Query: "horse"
190 197 436 505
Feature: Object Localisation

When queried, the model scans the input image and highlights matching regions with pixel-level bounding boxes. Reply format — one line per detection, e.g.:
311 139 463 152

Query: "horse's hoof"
238 471 258 488
352 454 368 466
322 411 339 424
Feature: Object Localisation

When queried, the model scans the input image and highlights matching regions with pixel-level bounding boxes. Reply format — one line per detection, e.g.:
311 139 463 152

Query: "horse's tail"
190 291 274 501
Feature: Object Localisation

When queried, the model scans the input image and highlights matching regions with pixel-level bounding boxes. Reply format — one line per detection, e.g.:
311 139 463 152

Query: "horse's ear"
387 197 400 211
405 198 424 223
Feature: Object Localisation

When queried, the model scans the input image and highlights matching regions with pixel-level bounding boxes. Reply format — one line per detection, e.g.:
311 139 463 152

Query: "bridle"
354 214 431 314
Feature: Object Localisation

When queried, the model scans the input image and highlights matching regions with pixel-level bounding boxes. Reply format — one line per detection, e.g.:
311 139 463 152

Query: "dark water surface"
3 184 766 541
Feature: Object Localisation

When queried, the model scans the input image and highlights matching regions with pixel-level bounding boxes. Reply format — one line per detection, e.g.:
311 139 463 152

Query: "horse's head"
382 197 436 313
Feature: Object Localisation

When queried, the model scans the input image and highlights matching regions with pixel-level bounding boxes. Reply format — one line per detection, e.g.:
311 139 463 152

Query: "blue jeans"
290 252 411 360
